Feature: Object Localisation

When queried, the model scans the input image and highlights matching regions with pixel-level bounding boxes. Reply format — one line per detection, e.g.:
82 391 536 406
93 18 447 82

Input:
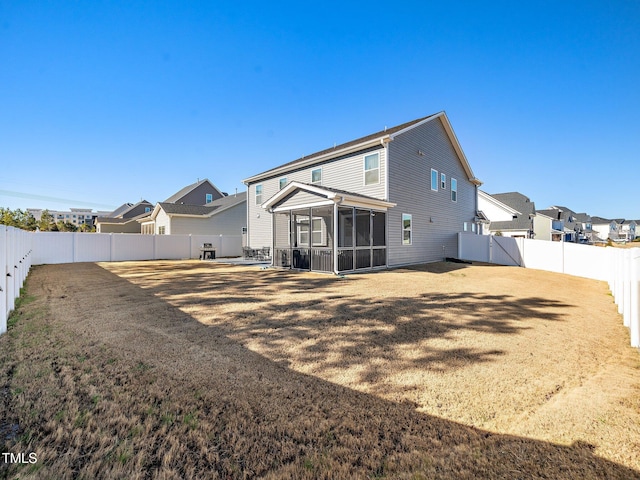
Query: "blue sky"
1 1 639 219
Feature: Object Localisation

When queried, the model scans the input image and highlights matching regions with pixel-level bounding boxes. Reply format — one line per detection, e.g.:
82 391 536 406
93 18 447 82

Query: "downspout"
382 137 390 201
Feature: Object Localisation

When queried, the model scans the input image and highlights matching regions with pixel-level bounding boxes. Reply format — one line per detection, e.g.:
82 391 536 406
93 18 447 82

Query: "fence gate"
491 236 522 266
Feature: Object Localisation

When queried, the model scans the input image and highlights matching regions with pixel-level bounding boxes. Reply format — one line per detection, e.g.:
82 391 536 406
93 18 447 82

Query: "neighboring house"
619 220 637 242
243 111 482 274
573 212 595 243
591 216 611 242
591 216 625 242
95 200 154 233
137 178 232 234
535 206 590 243
139 192 246 235
163 178 225 205
478 191 535 238
532 210 559 241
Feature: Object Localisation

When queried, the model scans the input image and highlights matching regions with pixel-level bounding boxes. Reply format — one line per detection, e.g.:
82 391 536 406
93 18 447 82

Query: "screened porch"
272 206 387 273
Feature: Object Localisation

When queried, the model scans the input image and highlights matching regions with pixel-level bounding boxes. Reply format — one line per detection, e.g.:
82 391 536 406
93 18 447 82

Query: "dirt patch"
1 261 639 479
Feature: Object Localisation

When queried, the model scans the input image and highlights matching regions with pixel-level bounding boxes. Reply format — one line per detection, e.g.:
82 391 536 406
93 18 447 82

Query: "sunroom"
262 182 396 274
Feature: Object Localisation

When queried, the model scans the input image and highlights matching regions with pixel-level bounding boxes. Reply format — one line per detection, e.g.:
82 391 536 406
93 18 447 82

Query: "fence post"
623 249 632 327
616 249 624 315
630 248 639 348
488 236 493 263
608 247 615 293
1 226 6 334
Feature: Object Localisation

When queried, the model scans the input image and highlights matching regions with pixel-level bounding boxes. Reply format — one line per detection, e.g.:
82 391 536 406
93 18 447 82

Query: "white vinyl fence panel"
459 233 640 348
491 236 522 267
1 226 33 334
30 232 243 265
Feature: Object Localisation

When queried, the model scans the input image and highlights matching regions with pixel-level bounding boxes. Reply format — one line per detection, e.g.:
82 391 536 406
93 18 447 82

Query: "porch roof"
262 181 396 212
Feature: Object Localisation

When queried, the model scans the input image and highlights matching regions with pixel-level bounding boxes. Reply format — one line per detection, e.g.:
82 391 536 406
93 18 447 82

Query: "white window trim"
311 168 322 185
311 217 326 246
431 169 438 191
364 152 380 186
451 178 457 202
279 177 288 190
255 184 263 205
441 173 446 190
402 213 412 246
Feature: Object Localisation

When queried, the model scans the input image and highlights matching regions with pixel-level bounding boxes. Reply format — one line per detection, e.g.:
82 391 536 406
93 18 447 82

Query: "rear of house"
243 112 481 273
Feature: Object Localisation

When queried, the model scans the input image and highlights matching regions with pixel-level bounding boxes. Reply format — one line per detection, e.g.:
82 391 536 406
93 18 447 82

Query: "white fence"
1 226 33 334
30 232 242 265
459 233 640 348
1 230 242 336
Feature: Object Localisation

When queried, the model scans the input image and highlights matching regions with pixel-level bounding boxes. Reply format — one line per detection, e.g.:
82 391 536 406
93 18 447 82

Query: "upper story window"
431 169 438 191
145 207 151 213
311 168 322 185
441 173 446 190
364 153 380 185
279 178 287 190
255 184 263 205
402 214 412 245
206 193 213 203
451 178 458 202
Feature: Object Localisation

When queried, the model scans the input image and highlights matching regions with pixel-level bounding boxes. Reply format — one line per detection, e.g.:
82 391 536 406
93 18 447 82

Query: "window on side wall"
279 178 287 190
311 168 322 185
206 193 213 203
158 226 166 235
441 173 446 190
402 213 412 245
255 184 263 204
364 153 380 185
451 178 457 202
431 169 438 191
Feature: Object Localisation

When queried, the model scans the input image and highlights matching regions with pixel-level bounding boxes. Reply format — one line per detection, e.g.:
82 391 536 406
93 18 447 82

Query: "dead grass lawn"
1 260 639 479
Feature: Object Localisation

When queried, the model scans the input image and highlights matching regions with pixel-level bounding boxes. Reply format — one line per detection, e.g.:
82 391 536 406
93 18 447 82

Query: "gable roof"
164 178 224 203
146 191 247 221
109 203 134 217
95 211 150 225
478 190 521 216
263 181 396 211
243 112 481 186
119 200 153 218
484 192 535 232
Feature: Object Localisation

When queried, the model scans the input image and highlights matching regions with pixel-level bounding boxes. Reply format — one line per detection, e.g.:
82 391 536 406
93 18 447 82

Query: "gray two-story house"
243 112 482 274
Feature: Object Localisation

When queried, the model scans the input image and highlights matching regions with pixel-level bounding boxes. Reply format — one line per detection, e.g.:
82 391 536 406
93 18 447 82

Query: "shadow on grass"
3 261 636 479
111 261 573 383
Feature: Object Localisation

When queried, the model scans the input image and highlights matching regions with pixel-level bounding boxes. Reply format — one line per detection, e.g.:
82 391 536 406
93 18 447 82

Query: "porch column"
333 201 339 274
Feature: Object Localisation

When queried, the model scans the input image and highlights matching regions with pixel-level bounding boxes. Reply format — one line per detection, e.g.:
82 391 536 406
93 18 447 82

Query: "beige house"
140 192 246 236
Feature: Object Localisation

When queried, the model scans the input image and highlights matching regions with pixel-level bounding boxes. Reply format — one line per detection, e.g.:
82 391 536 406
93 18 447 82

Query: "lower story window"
158 226 166 235
402 213 412 245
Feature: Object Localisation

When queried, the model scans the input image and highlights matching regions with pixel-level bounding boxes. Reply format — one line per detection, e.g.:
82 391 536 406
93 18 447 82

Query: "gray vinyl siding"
387 117 477 266
97 222 141 234
178 183 224 206
170 203 247 236
122 203 153 218
247 146 387 248
275 190 331 209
